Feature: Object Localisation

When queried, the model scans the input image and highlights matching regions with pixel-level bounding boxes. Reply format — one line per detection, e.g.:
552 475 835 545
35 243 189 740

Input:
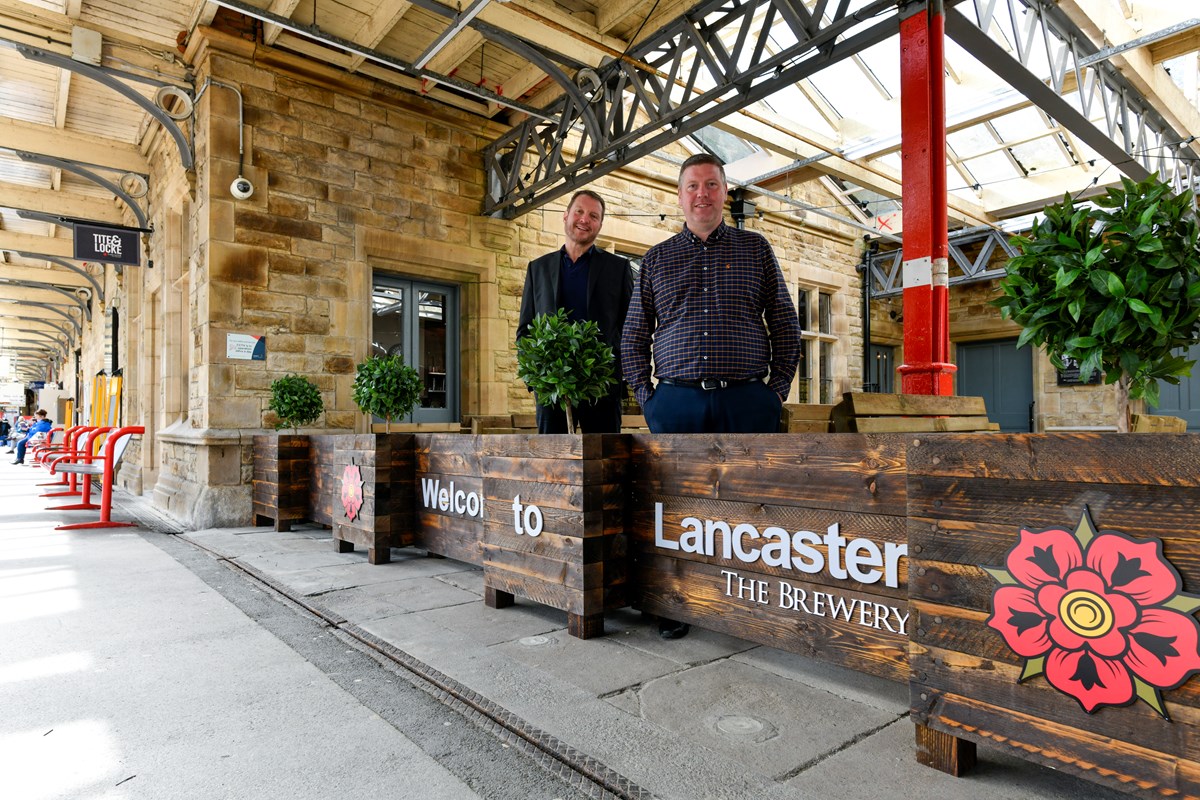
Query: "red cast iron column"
898 0 955 395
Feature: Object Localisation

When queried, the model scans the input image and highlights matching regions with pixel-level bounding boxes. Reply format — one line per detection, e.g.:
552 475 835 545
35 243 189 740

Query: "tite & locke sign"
73 224 141 266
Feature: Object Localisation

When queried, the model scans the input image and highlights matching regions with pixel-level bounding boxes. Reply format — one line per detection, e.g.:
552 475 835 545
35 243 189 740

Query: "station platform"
1 460 1135 800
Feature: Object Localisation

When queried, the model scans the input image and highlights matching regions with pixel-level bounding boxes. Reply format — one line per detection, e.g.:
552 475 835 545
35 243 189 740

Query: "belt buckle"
700 378 726 390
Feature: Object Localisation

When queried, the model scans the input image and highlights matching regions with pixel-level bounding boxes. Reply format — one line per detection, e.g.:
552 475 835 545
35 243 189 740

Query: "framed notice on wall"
1056 356 1101 386
227 333 266 361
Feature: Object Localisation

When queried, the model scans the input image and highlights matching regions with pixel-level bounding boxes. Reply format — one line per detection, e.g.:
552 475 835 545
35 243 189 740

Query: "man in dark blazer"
517 189 635 433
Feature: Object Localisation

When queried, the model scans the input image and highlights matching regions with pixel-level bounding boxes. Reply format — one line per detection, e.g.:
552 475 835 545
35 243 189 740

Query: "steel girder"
485 0 1200 220
869 227 1021 297
947 0 1200 194
483 0 909 219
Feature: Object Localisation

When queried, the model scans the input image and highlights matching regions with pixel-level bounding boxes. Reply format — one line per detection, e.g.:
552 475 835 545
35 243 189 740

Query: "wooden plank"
636 552 908 682
906 433 1200 487
483 567 605 616
845 392 988 417
412 513 483 565
918 691 1200 796
783 420 832 433
782 403 837 421
481 541 595 592
621 414 649 431
852 416 997 433
629 434 908 516
1132 414 1188 433
913 657 1200 791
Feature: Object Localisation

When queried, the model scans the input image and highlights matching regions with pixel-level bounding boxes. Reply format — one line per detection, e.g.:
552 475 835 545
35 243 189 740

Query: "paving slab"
414 596 568 645
636 658 900 779
319 576 480 620
0 527 480 800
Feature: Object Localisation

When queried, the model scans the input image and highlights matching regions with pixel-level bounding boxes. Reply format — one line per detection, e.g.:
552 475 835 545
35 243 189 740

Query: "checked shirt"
621 221 801 407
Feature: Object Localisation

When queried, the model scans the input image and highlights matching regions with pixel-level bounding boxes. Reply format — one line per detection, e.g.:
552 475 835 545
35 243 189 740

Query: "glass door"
371 276 458 424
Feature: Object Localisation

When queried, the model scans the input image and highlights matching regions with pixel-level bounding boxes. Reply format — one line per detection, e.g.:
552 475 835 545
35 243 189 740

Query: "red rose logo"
341 462 364 522
986 509 1200 717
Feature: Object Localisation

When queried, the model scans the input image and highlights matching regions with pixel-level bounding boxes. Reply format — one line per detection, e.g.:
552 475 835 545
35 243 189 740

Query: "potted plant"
352 354 422 432
253 374 325 531
516 309 617 433
268 374 324 434
324 354 423 564
993 174 1200 431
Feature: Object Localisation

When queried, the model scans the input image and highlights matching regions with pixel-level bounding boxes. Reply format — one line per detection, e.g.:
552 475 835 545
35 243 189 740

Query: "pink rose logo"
986 509 1200 717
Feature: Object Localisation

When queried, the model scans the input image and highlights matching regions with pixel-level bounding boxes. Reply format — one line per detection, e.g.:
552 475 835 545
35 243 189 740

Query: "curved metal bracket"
0 279 91 322
479 27 603 150
17 43 194 169
7 337 68 361
0 313 73 340
16 252 106 304
11 329 69 350
16 152 147 229
0 300 82 335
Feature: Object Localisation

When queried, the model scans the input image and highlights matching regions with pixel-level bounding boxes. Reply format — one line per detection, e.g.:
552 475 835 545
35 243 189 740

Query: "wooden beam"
0 185 123 224
2 285 87 306
478 0 627 68
596 0 645 34
1149 30 1200 63
0 117 148 175
263 0 304 46
425 29 485 77
0 264 92 289
346 0 414 73
0 231 74 259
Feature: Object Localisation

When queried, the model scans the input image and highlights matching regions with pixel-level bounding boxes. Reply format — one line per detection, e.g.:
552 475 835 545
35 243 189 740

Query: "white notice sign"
226 333 266 361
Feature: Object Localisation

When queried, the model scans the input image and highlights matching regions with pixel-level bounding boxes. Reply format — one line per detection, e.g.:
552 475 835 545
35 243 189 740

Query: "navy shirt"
558 245 594 324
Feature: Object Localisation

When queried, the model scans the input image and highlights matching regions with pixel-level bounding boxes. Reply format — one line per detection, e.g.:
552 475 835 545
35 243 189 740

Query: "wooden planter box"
413 433 485 565
627 433 911 682
309 433 414 565
252 434 311 532
908 433 1200 796
413 433 630 638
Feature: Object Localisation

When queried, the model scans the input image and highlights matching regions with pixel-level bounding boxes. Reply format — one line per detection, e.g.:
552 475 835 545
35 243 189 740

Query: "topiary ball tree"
352 354 423 432
268 374 324 434
993 174 1200 431
516 308 616 433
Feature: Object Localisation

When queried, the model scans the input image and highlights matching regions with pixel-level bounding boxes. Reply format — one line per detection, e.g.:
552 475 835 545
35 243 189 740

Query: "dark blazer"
516 246 635 377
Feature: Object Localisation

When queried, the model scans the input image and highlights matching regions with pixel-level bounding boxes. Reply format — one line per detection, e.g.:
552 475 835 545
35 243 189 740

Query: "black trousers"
535 386 624 433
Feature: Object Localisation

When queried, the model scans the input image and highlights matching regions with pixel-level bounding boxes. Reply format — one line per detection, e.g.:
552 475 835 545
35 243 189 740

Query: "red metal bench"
47 425 144 530
40 426 103 495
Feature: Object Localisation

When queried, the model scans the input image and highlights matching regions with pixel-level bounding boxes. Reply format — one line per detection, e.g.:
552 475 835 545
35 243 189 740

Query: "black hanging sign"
73 223 141 266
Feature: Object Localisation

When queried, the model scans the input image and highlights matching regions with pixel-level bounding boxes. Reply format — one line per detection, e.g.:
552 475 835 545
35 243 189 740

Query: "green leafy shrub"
993 174 1200 429
352 354 422 432
268 374 324 433
516 309 616 432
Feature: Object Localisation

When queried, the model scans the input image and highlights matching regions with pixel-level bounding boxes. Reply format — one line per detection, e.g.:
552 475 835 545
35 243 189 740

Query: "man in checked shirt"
621 153 801 637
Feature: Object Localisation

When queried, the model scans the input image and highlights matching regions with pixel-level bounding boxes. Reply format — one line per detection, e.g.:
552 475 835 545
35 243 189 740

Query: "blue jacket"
22 418 52 442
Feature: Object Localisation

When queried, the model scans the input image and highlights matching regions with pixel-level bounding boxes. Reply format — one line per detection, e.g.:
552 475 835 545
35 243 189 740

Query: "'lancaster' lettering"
655 502 905 587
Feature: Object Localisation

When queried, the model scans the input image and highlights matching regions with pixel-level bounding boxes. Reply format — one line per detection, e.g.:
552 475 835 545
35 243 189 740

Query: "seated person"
6 417 29 453
12 409 52 465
